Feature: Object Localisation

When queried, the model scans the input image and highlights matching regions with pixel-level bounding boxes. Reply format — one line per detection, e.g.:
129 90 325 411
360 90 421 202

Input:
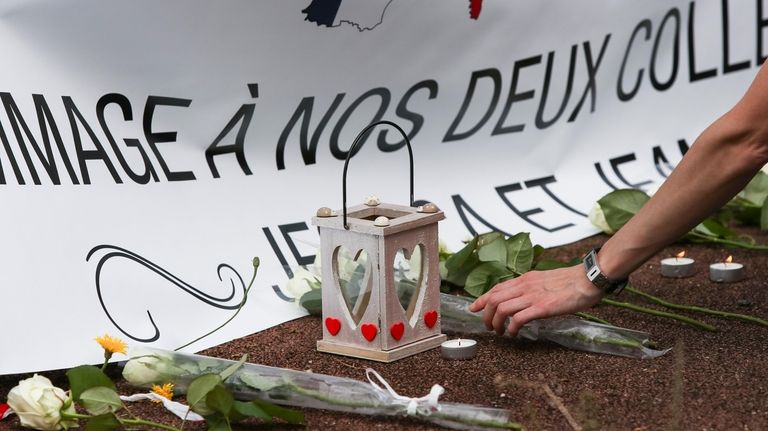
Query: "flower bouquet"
123 347 522 430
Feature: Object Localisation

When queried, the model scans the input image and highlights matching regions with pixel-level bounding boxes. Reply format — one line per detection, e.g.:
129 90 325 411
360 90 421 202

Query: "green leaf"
464 261 511 297
219 354 247 381
205 415 232 431
532 244 545 261
598 189 650 231
761 198 768 231
233 401 271 421
740 171 768 205
535 259 574 271
251 400 305 424
240 372 285 392
206 384 234 416
442 237 481 287
506 232 533 274
66 365 116 401
445 237 478 271
477 231 504 247
80 387 123 415
187 373 222 416
298 288 322 316
694 218 734 239
85 413 121 431
477 237 507 263
725 196 760 226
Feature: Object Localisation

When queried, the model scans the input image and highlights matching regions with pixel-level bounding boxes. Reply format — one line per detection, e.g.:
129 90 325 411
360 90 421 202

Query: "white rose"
588 202 615 234
438 239 451 256
284 266 321 302
7 374 77 431
122 352 178 386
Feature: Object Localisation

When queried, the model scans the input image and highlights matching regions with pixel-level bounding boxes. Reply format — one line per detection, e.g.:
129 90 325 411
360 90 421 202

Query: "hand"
468 265 604 336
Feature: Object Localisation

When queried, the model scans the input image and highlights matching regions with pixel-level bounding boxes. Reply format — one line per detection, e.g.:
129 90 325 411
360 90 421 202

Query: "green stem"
601 298 717 332
687 231 768 250
100 351 111 372
175 257 260 351
121 418 183 431
62 411 183 431
574 312 611 325
61 412 93 420
592 336 642 349
625 286 768 327
569 330 643 349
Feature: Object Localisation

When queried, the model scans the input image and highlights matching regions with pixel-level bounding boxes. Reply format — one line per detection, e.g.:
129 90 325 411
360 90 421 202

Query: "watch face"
584 253 595 268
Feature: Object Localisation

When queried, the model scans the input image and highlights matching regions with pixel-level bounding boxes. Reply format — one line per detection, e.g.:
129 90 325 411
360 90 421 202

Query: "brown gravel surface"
2 231 768 430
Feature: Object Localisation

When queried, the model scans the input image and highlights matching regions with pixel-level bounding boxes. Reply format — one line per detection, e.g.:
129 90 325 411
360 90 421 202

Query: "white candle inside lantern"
660 251 695 278
709 255 744 283
440 338 477 360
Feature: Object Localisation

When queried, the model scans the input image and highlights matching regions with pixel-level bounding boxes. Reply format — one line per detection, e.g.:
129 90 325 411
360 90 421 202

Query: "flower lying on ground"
121 350 180 386
6 374 77 431
150 383 174 402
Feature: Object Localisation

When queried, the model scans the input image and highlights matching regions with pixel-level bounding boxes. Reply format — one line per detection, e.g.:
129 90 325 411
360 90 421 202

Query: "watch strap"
583 248 627 294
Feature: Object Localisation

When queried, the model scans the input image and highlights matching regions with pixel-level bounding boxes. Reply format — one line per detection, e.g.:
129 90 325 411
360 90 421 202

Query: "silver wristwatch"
583 248 627 294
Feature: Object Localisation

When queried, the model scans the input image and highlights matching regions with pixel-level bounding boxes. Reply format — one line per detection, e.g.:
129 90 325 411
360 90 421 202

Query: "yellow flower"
95 334 127 355
151 383 174 402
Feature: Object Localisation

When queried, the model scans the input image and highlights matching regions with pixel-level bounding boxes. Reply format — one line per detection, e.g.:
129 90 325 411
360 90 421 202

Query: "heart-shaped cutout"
361 323 378 342
333 246 372 325
393 244 426 325
325 317 341 336
424 310 438 328
390 322 405 341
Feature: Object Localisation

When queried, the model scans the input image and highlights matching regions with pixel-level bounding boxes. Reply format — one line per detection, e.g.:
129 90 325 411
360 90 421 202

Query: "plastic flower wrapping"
440 294 670 359
122 347 522 430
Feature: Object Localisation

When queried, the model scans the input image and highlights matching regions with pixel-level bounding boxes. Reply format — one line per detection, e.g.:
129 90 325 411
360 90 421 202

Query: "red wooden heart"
325 317 341 336
361 323 378 342
389 322 405 341
424 310 438 328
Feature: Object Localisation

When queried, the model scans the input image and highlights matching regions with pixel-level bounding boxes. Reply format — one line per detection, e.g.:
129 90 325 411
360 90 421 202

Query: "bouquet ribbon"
365 368 443 416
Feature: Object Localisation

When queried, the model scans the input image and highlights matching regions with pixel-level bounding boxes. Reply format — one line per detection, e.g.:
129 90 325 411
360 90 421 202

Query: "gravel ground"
2 231 767 430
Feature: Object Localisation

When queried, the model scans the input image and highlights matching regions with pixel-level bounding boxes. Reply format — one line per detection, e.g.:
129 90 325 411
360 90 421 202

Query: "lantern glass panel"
332 246 371 325
393 245 425 322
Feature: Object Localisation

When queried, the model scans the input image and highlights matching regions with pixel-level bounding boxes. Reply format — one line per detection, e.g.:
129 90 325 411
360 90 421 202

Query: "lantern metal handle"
342 120 414 229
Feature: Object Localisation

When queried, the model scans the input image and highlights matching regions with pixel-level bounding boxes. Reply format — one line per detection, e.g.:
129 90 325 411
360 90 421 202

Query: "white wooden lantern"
312 121 446 362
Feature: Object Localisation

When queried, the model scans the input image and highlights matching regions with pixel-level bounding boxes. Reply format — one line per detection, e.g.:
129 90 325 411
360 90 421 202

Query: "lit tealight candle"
660 251 695 278
440 338 477 360
709 255 745 283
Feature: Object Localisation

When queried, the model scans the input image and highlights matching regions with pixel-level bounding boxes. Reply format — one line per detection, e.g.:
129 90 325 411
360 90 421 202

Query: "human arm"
469 63 768 336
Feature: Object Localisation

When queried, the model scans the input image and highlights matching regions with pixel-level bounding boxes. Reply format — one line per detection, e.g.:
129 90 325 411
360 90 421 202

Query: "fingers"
506 306 546 336
469 282 506 312
491 297 530 334
480 280 525 331
469 294 486 312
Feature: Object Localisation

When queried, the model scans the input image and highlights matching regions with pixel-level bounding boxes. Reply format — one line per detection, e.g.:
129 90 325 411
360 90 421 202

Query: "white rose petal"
588 202 615 234
7 374 76 431
284 267 320 302
122 352 177 386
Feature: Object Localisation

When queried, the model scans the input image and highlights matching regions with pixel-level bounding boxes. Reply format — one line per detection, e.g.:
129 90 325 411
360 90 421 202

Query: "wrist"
583 248 628 295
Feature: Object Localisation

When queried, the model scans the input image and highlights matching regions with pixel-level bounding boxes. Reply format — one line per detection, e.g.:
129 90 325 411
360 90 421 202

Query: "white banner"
0 0 763 374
